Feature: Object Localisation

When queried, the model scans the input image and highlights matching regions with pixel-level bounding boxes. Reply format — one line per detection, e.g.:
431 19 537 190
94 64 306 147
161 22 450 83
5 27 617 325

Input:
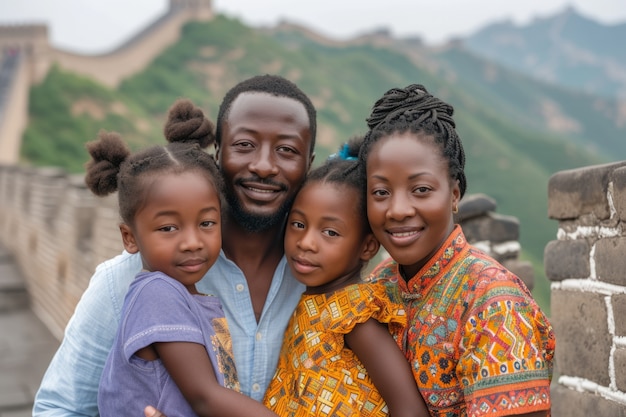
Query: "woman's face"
366 132 460 279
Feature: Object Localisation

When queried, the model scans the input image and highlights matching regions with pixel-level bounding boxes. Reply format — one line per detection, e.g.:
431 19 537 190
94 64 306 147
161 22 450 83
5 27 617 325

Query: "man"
33 74 316 415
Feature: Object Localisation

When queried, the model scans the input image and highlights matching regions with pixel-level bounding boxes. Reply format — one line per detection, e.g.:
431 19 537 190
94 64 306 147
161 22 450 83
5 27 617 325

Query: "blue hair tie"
329 143 357 161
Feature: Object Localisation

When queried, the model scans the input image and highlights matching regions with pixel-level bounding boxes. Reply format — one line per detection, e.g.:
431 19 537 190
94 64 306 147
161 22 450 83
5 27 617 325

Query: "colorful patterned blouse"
263 281 407 416
367 226 555 417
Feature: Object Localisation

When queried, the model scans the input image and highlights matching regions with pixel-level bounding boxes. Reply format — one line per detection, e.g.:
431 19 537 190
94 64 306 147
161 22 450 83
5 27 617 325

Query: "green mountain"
429 45 626 159
20 14 622 313
463 6 626 100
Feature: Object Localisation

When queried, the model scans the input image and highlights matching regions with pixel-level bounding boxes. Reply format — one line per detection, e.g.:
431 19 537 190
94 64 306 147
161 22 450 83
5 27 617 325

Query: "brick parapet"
455 193 534 289
0 166 535 338
0 0 214 167
547 161 626 413
0 165 124 338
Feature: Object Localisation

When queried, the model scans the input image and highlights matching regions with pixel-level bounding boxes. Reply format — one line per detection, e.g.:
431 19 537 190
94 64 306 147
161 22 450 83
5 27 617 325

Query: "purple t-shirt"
98 271 239 417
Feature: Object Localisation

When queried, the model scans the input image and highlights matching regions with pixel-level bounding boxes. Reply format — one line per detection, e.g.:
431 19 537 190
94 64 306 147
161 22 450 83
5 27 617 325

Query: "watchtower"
169 0 212 20
0 24 51 82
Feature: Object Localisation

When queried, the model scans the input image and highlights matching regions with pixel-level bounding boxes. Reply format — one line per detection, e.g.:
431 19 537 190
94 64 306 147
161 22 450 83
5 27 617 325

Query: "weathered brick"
612 166 626 223
548 161 626 220
544 240 590 281
595 237 626 286
551 384 626 417
551 290 611 385
490 240 520 262
614 348 626 392
461 212 518 243
612 294 626 337
502 259 534 291
455 193 497 222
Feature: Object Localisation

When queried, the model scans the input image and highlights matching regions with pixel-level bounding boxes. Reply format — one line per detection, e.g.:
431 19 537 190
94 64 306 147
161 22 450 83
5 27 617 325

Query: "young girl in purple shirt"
86 99 277 417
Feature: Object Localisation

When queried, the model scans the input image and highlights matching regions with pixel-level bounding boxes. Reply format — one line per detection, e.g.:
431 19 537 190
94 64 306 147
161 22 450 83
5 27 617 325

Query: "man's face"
217 92 314 232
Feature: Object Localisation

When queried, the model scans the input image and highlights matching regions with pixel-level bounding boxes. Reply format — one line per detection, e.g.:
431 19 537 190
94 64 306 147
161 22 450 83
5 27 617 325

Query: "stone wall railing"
0 165 122 338
4 157 626 414
546 160 626 415
455 193 535 291
0 164 536 340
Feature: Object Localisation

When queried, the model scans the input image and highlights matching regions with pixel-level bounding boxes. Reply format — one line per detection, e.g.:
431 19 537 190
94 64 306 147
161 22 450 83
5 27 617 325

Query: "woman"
358 84 555 417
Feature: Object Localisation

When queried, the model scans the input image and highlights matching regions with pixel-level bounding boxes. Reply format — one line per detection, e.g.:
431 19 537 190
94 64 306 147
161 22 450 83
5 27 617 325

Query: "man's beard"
224 185 294 233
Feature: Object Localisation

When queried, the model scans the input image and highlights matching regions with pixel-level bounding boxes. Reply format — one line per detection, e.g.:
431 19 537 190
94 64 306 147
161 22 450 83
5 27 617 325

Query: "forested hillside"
21 14 624 312
464 7 626 100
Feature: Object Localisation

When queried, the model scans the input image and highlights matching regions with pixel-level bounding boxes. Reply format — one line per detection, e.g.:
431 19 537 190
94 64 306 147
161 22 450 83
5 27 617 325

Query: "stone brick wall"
455 193 535 290
0 165 122 338
0 0 213 166
0 165 536 339
51 4 212 88
546 160 626 415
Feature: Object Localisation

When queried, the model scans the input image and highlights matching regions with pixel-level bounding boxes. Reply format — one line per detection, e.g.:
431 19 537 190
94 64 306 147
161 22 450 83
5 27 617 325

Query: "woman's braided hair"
84 98 224 225
358 84 467 198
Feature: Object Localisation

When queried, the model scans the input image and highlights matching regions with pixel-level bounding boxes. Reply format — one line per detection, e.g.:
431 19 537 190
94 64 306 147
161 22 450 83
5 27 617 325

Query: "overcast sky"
0 0 625 54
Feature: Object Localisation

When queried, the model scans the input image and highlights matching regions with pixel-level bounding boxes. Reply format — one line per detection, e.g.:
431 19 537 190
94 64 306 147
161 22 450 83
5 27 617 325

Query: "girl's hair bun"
163 98 216 149
84 130 130 196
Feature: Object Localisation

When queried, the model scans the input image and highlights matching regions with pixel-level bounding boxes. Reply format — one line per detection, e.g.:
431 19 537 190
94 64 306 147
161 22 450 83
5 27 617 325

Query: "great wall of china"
0 2 625 414
0 0 212 165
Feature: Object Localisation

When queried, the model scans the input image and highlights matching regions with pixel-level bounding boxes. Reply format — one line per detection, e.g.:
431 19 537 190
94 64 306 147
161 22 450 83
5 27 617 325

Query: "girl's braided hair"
306 136 369 233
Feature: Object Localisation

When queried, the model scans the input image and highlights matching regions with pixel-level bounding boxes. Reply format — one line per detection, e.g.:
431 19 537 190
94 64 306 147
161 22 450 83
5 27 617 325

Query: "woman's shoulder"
464 247 529 288
452 246 543 321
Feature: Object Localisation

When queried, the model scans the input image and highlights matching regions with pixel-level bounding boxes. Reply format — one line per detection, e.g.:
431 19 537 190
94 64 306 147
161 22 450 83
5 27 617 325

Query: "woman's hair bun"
366 84 454 130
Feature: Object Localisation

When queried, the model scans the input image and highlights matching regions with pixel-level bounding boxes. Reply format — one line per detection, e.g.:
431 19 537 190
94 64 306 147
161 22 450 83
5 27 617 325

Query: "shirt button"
252 383 261 392
256 332 262 341
236 284 245 292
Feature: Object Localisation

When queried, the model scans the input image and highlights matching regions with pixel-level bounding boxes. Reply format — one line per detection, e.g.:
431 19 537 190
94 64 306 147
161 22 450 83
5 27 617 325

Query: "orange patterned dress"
263 282 407 416
368 226 555 417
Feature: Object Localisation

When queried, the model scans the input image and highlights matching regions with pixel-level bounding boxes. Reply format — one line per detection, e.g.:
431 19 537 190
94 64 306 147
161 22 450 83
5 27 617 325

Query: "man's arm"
33 252 140 417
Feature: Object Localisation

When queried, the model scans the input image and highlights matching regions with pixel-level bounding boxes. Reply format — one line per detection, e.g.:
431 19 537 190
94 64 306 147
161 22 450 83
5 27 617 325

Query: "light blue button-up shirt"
33 250 304 416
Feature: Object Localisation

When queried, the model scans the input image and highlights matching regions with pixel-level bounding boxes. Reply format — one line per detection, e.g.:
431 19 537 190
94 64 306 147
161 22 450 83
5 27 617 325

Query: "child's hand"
144 405 167 417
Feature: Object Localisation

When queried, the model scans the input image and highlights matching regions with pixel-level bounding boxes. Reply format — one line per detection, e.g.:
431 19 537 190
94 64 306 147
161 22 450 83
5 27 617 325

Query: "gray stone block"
461 212 519 243
490 240 521 262
502 259 534 291
548 161 626 221
613 166 626 223
455 193 497 222
551 290 611 385
612 294 626 337
551 384 626 417
595 237 626 286
614 348 626 393
544 239 590 281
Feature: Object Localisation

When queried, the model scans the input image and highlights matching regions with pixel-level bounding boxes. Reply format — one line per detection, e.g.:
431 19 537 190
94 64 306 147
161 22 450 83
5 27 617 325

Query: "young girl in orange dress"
358 84 556 417
263 141 429 417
